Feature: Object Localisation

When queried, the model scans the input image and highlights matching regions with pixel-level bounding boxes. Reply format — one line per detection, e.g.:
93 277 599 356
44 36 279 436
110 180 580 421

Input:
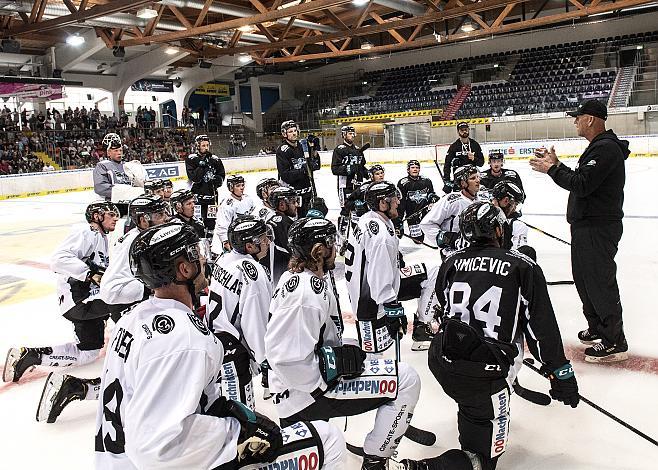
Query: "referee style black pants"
571 221 625 346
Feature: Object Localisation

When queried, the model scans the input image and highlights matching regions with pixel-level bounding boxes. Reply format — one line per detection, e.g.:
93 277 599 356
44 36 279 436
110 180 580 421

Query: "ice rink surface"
1 156 657 469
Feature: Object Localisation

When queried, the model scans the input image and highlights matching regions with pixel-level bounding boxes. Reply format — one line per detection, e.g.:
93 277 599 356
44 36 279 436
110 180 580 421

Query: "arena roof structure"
1 0 657 78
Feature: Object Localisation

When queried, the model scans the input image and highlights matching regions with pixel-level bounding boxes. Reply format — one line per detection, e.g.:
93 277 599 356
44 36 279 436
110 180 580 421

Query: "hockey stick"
523 358 658 447
402 233 438 250
346 424 438 457
433 145 445 180
525 222 571 246
546 280 575 286
512 378 551 406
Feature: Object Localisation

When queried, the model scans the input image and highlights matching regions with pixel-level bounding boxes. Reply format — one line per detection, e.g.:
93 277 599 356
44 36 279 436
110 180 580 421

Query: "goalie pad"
123 159 147 188
237 421 324 470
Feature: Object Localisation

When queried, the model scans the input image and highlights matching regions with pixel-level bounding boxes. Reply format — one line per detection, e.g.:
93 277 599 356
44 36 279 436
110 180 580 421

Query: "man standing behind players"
397 160 439 244
331 125 369 238
93 133 132 200
186 135 225 231
427 201 579 470
443 122 484 193
276 120 320 216
479 152 524 191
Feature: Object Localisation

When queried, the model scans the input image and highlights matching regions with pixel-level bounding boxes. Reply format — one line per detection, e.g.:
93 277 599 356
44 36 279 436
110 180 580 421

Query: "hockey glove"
442 181 454 194
436 230 459 248
205 397 282 462
428 193 440 204
542 363 580 408
318 345 366 386
86 261 106 286
384 301 408 338
309 197 329 217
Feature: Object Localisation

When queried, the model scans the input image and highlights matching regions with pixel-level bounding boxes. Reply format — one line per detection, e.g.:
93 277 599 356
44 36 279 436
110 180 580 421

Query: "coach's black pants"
571 221 625 346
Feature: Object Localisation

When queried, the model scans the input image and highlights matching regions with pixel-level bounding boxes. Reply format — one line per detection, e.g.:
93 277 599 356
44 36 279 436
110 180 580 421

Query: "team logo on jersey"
187 311 211 335
310 276 325 294
259 208 268 218
368 220 379 235
285 275 299 293
152 314 175 334
242 260 258 281
387 226 394 237
272 215 283 223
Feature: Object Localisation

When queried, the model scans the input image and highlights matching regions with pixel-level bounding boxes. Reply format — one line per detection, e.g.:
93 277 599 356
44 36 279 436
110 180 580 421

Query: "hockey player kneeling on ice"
490 181 536 259
265 217 423 470
171 189 206 238
255 177 281 222
100 194 170 321
95 222 345 469
212 174 256 254
343 182 440 354
208 215 274 409
420 164 480 259
427 202 579 470
3 202 119 421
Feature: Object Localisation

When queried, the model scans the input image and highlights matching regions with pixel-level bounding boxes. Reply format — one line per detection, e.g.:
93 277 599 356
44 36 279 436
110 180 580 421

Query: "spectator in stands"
530 99 629 363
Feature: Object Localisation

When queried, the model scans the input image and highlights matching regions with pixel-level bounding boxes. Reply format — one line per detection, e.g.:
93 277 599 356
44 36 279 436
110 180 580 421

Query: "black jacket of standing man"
530 99 630 364
443 122 484 193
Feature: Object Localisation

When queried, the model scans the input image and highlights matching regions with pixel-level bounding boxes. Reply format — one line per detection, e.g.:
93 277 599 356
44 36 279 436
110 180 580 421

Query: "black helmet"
85 201 119 223
407 159 421 170
369 164 384 176
488 152 504 161
341 125 356 138
288 217 337 260
195 134 210 145
364 181 400 211
228 215 273 254
281 120 299 136
492 181 525 204
162 178 173 189
268 186 299 209
144 178 165 195
128 194 170 227
459 201 506 244
102 133 122 150
456 121 469 130
453 164 479 186
170 189 196 213
256 177 280 201
227 174 245 191
130 222 207 289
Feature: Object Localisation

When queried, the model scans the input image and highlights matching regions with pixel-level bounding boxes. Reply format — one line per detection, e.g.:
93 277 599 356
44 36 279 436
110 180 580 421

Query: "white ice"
0 156 657 469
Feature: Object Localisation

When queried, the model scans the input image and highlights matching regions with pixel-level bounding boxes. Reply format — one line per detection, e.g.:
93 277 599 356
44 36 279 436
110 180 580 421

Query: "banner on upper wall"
195 83 231 97
0 83 64 101
146 164 180 179
131 80 174 93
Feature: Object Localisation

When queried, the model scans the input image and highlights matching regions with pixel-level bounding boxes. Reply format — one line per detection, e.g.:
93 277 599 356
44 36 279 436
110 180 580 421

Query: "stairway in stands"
441 84 471 120
33 151 61 170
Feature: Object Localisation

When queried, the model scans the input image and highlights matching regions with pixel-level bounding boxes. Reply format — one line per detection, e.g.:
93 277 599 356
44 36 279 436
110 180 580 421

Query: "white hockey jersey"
509 218 529 250
265 269 341 418
208 250 273 366
211 195 256 254
254 201 276 223
94 297 241 470
51 223 110 315
100 227 146 305
420 191 475 256
345 211 400 320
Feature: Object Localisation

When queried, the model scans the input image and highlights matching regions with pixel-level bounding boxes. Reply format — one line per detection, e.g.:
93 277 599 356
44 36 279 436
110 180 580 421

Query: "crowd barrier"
2 135 657 199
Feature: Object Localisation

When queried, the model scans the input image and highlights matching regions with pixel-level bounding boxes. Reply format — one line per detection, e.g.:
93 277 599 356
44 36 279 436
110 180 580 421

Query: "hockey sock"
83 378 102 400
41 344 101 367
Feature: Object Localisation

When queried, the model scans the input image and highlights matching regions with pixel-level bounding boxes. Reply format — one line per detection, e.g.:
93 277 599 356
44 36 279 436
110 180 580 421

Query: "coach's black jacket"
547 130 629 226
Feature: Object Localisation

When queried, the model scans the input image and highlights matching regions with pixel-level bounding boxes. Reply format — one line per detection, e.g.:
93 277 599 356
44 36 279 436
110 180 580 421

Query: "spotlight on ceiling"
66 34 85 46
136 7 159 19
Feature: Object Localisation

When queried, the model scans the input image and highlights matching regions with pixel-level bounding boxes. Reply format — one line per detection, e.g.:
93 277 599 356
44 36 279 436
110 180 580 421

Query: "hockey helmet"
144 178 165 195
85 200 119 223
369 164 384 176
268 186 300 209
488 152 504 161
453 164 479 186
227 174 245 191
364 181 400 211
407 159 421 171
128 194 170 227
341 125 356 138
492 181 525 204
288 217 337 260
281 120 299 137
228 215 273 254
170 189 196 213
256 177 280 201
102 133 122 151
459 201 506 244
130 222 209 289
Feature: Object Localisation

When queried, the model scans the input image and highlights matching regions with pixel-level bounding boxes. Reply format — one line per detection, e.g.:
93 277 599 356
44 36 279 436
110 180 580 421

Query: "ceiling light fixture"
238 25 254 32
165 47 178 55
137 7 159 19
238 54 252 64
353 0 369 5
361 41 374 50
66 34 85 46
461 20 475 33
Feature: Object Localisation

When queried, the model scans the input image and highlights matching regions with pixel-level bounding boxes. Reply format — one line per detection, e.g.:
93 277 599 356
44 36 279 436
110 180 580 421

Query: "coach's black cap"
457 121 469 129
566 99 608 120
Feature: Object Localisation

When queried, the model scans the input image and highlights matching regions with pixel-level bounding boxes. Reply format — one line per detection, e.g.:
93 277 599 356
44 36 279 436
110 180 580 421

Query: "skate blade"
411 341 431 351
584 351 629 363
36 372 64 423
3 348 19 382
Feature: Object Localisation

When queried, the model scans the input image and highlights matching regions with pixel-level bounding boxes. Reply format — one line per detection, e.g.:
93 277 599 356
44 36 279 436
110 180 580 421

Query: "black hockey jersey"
343 181 370 218
331 143 368 192
275 142 320 191
397 176 436 224
443 139 484 181
436 245 568 370
479 168 524 191
265 213 296 286
174 213 206 239
185 152 225 197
